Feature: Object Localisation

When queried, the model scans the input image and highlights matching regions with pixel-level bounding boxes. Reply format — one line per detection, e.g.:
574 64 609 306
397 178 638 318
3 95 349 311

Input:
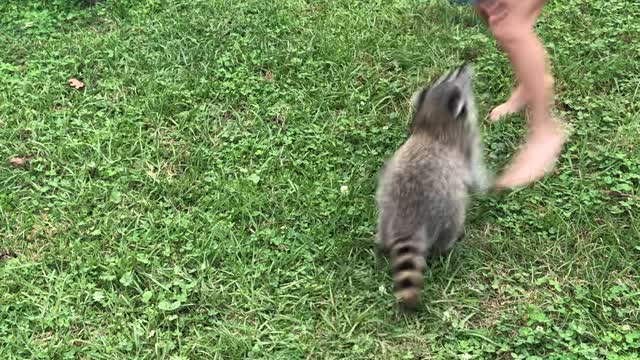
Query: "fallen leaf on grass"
263 70 273 81
0 249 15 261
9 156 32 167
271 114 286 125
68 78 85 89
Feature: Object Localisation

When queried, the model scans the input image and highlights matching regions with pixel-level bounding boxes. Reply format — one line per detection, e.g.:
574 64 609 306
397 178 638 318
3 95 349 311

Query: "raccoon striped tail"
390 234 427 311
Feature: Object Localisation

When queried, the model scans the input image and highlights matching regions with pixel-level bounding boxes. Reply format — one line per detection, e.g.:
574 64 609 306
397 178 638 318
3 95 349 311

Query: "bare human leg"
476 0 553 122
476 0 567 189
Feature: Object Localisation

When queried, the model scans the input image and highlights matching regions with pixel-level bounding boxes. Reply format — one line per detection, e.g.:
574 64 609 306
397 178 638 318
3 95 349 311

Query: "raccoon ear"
446 87 465 119
410 88 428 110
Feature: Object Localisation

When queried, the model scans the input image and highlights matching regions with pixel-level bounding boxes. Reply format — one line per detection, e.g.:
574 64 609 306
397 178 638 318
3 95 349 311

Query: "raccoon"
375 63 491 310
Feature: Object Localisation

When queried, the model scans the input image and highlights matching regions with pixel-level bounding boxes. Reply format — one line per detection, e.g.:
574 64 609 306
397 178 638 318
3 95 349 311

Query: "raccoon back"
377 135 470 214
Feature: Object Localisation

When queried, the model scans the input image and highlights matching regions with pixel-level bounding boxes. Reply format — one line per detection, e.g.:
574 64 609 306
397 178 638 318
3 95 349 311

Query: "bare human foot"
494 118 567 189
489 76 554 122
489 84 526 122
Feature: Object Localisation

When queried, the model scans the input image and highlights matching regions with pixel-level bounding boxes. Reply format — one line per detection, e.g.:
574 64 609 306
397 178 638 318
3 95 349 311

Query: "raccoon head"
409 63 478 139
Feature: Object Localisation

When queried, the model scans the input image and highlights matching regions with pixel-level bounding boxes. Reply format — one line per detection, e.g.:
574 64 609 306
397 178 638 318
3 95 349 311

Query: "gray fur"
375 63 492 310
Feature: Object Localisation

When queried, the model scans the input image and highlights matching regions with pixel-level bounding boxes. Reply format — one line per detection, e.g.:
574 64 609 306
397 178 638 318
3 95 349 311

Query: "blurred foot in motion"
474 0 567 189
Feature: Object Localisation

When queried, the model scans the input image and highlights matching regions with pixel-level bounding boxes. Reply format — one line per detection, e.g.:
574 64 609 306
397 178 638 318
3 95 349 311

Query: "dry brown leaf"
0 248 15 261
9 156 32 167
263 70 273 81
271 114 285 125
68 78 85 89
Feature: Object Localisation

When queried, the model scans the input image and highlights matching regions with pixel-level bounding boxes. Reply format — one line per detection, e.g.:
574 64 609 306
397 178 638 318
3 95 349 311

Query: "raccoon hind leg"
431 227 463 258
431 211 465 259
375 208 394 258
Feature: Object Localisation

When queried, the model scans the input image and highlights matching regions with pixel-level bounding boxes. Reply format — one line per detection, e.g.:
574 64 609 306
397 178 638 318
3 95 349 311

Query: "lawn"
1 0 639 358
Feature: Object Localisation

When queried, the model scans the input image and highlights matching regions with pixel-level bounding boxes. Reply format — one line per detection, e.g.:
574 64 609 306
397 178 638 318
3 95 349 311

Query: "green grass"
1 0 639 358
